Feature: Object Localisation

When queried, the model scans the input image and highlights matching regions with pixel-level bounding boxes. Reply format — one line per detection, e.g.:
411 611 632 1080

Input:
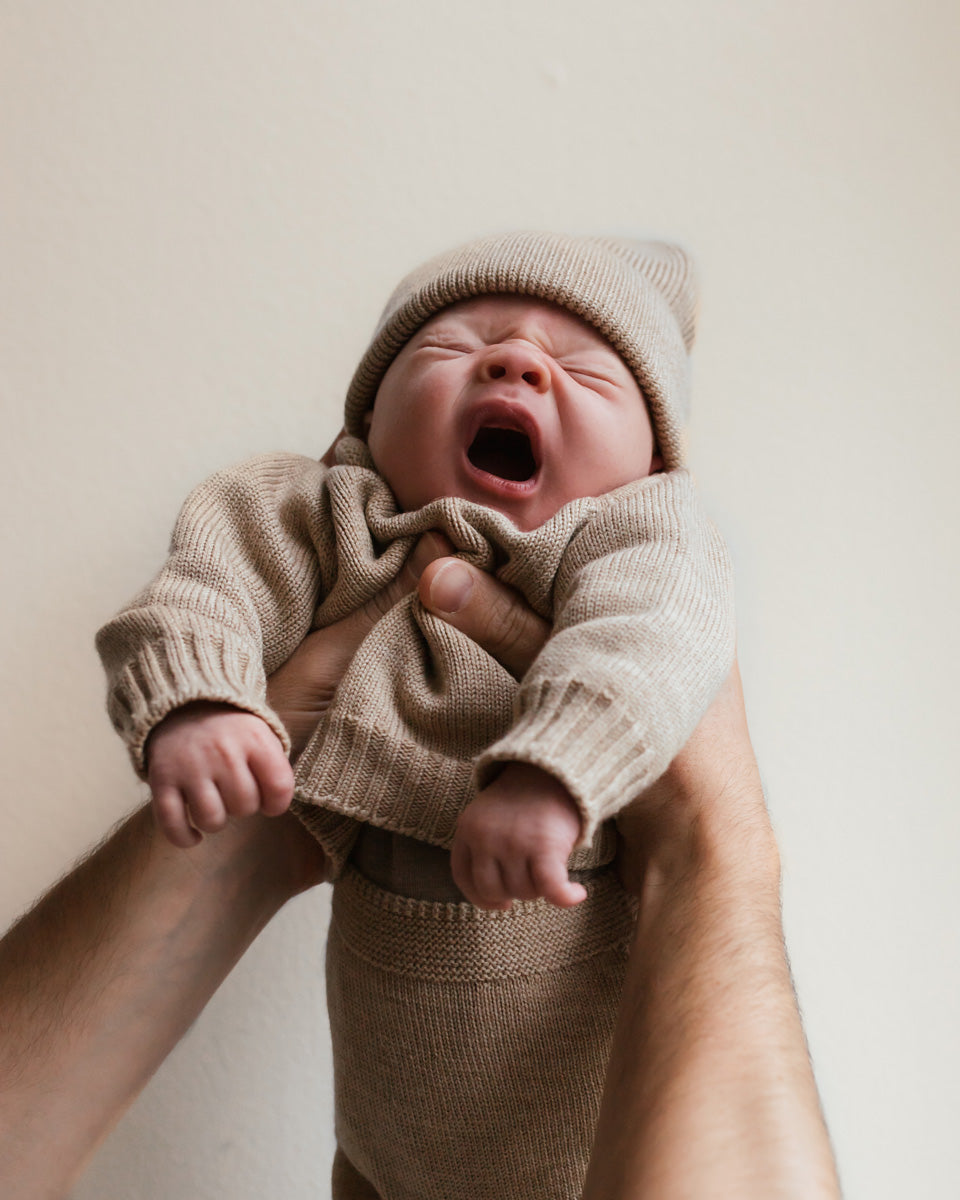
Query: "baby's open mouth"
466 426 538 482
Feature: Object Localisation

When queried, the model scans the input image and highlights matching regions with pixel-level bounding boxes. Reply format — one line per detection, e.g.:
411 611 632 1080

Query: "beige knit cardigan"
96 436 734 861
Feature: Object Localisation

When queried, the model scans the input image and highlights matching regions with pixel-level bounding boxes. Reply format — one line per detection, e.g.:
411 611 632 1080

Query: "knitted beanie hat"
343 231 699 471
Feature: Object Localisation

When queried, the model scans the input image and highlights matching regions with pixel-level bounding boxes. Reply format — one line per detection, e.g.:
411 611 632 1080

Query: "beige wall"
2 2 958 1196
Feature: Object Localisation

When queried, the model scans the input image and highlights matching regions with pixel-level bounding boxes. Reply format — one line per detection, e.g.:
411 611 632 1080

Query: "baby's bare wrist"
146 701 244 761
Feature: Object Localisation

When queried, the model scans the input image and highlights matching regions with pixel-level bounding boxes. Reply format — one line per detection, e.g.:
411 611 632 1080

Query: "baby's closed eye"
561 361 621 388
414 329 478 355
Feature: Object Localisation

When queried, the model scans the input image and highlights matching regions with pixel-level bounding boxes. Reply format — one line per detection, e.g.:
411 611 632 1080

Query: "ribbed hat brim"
344 231 697 470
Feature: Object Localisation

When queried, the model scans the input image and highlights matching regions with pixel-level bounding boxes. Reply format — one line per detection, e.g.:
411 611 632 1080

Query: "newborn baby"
97 231 735 1199
145 290 664 908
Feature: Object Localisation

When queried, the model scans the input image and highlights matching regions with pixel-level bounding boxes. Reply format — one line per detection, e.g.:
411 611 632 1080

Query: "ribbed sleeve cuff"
474 679 661 850
103 618 291 777
288 801 361 881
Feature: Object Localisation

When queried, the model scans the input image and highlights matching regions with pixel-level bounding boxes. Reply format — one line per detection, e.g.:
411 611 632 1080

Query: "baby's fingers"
452 842 511 910
152 786 201 848
214 761 262 819
183 781 228 835
500 858 541 903
530 857 588 909
248 739 295 816
471 855 513 909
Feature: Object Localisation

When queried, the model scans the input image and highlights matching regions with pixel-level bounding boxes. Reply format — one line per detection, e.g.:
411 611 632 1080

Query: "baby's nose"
478 344 550 393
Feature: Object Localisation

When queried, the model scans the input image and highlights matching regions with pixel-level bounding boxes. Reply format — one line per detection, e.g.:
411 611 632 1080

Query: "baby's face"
365 295 661 532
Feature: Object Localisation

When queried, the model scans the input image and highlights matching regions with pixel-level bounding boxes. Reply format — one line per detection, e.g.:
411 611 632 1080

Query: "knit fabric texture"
326 864 637 1200
96 438 734 869
344 231 698 470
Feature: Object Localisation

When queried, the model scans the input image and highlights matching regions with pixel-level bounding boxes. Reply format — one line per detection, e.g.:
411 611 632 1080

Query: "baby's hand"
451 763 587 910
147 702 295 848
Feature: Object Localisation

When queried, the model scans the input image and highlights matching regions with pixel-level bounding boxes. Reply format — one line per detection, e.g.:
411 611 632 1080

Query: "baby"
97 231 734 1199
145 289 662 906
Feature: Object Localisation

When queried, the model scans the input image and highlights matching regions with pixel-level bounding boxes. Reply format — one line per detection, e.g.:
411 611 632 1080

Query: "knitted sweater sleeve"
474 471 735 849
95 452 329 778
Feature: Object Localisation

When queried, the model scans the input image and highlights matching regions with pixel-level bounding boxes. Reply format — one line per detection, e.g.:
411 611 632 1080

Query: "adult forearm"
0 804 323 1200
583 830 840 1200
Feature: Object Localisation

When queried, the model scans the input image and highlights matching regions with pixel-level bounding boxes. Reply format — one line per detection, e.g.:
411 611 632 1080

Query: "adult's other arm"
0 535 447 1200
582 663 841 1199
415 560 841 1200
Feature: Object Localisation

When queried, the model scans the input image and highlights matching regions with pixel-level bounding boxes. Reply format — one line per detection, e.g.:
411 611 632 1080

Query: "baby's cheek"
368 437 452 512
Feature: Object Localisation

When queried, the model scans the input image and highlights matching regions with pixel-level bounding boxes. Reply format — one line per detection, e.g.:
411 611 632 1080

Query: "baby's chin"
376 457 658 532
382 477 546 531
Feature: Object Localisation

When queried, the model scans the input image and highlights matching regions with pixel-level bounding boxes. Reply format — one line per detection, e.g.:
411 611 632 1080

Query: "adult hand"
416 556 550 679
417 561 838 1199
268 546 552 760
0 540 520 1200
308 427 549 699
422 559 771 904
583 665 841 1200
614 661 776 901
260 545 551 893
268 532 455 758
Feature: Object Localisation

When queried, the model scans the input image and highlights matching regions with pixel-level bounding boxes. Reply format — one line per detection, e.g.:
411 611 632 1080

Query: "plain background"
2 2 957 1196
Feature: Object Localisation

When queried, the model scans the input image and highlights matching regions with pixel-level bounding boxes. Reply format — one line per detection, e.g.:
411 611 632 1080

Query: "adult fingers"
346 532 455 640
418 558 550 680
267 531 455 750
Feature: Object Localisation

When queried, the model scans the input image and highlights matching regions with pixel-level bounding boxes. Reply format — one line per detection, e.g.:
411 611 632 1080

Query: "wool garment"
95 436 734 866
325 864 637 1200
347 822 618 903
324 830 630 1198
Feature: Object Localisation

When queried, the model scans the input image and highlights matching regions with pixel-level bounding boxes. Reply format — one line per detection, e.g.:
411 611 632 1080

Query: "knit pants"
325 862 637 1200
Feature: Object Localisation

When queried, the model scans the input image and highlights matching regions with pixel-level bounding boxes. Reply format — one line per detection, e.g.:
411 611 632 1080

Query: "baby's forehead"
420 294 623 356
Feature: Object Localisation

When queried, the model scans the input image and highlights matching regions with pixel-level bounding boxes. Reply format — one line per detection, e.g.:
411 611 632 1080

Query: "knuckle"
490 588 527 647
462 822 496 856
259 756 294 795
246 721 274 751
188 794 225 827
153 788 182 815
153 803 188 845
483 589 541 673
363 580 406 623
148 761 175 787
196 811 227 832
261 791 292 816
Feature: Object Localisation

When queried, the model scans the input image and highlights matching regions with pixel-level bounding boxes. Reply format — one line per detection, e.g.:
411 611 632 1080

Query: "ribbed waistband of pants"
330 863 637 983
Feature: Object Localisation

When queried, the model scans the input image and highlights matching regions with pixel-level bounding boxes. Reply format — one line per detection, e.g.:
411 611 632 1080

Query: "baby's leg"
325 863 635 1200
